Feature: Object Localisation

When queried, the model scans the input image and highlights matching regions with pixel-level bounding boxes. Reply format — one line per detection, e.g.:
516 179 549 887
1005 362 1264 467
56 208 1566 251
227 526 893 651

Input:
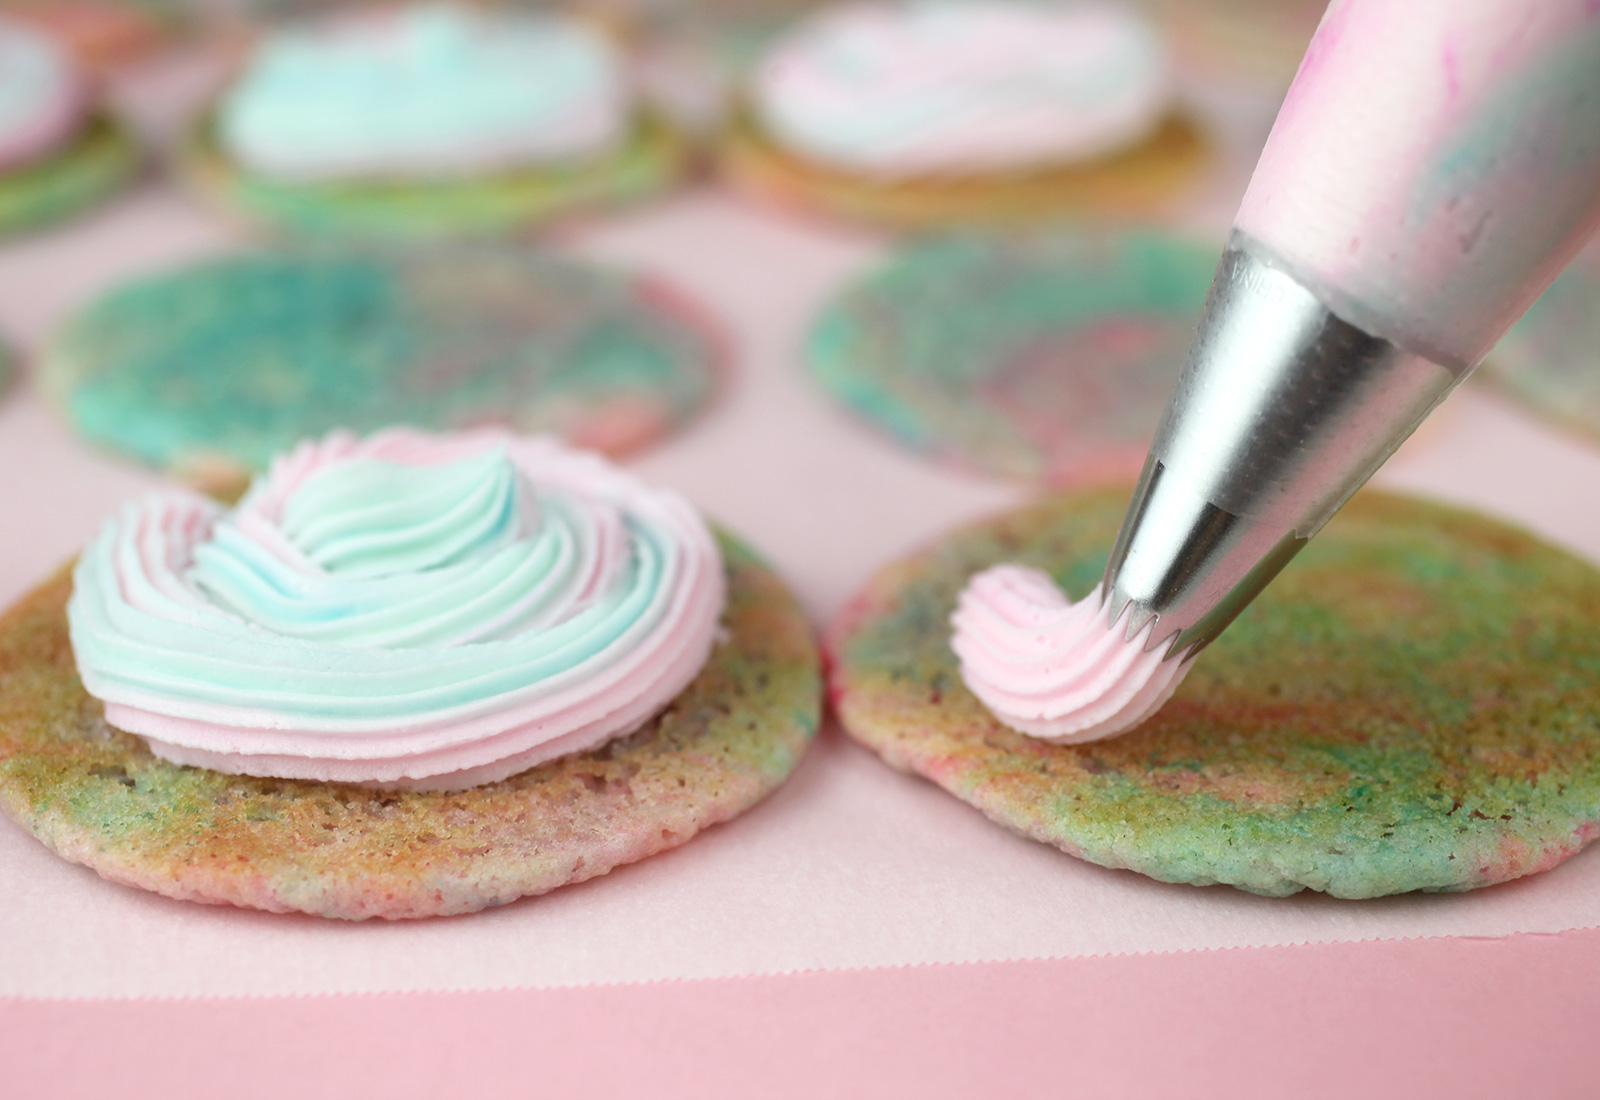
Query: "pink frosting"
69 430 726 792
950 565 1190 743
1236 0 1600 367
753 1 1171 175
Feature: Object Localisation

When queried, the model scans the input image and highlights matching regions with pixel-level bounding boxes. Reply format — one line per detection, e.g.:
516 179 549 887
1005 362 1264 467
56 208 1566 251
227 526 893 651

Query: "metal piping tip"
1102 232 1466 658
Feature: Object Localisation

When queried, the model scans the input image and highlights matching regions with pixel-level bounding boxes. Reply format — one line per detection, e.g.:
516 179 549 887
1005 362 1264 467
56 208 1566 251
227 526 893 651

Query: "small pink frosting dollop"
949 565 1191 743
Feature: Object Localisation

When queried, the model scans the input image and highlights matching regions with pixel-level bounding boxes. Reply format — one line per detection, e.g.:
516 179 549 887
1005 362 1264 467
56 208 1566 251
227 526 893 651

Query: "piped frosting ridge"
68 429 725 791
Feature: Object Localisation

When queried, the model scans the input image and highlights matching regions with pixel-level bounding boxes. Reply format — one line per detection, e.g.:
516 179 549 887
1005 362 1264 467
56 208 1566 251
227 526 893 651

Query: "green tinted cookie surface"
0 533 820 920
42 246 720 476
183 111 685 240
721 106 1211 232
808 232 1215 485
827 489 1600 898
0 115 138 235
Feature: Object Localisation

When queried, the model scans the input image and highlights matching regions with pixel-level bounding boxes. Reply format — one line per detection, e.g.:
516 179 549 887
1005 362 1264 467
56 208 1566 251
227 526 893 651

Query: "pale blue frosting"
189 449 610 650
219 4 628 180
66 431 725 789
754 1 1171 174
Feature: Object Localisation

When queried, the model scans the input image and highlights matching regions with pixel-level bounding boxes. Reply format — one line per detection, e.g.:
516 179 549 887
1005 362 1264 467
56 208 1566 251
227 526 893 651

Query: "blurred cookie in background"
0 14 141 235
181 3 690 239
40 245 726 493
720 1 1209 230
808 229 1216 485
826 486 1600 900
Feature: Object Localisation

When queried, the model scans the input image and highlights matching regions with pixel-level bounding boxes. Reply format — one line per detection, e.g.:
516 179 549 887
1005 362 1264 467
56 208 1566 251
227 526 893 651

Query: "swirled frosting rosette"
752 0 1171 176
67 429 725 791
219 4 628 181
950 565 1191 742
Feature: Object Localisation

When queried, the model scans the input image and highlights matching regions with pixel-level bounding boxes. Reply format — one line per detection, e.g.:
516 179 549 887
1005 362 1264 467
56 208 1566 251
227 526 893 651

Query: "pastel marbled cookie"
181 110 687 241
720 105 1208 231
1483 244 1600 445
41 246 722 487
827 487 1600 899
0 113 138 235
0 532 820 920
809 232 1215 484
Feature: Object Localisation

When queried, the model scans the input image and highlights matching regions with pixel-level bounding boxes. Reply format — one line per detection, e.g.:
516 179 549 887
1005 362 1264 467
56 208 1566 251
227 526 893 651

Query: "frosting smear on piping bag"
951 565 1190 742
67 429 725 791
1236 0 1600 367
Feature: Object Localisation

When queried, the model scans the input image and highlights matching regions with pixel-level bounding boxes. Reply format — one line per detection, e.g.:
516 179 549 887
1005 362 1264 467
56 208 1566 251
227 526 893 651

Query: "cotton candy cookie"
827 487 1600 899
0 430 821 920
0 533 818 919
722 106 1206 231
182 5 686 240
0 16 138 234
40 247 722 489
809 232 1215 484
722 2 1208 230
0 115 137 234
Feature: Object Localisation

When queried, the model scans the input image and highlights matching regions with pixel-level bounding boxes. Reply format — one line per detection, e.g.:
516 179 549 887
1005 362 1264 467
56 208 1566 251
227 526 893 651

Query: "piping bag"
1094 0 1600 688
954 0 1600 743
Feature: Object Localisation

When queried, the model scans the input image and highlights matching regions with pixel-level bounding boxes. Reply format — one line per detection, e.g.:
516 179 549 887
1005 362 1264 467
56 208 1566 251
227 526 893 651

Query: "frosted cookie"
723 1 1208 229
809 231 1215 484
40 246 722 490
0 16 138 233
183 4 686 239
1484 243 1600 444
0 14 86 170
0 430 821 919
827 486 1600 899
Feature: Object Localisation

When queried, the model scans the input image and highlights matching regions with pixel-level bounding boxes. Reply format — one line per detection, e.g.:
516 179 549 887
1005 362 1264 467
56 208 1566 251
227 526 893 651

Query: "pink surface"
5 928 1598 1099
2 51 1600 1091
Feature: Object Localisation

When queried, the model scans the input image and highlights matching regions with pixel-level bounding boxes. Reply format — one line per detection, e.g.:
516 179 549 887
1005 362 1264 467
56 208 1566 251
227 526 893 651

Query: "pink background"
6 929 1600 1099
2 49 1598 1096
